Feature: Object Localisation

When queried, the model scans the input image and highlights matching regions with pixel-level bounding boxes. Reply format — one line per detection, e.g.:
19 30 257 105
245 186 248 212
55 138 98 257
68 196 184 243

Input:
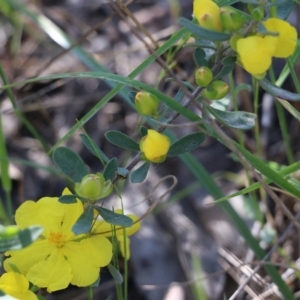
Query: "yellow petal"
118 236 131 260
26 248 72 292
237 36 273 75
263 18 297 58
4 240 54 275
62 237 112 287
15 198 64 236
0 272 37 300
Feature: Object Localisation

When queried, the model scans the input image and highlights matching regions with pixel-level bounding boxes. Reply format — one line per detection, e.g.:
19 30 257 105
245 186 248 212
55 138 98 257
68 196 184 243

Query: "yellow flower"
236 35 276 75
140 129 171 163
193 0 223 32
4 188 112 292
263 18 297 58
93 209 140 260
0 272 37 300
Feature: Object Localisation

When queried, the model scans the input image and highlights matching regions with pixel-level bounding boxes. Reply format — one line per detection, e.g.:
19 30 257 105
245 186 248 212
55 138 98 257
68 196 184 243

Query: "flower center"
48 231 65 247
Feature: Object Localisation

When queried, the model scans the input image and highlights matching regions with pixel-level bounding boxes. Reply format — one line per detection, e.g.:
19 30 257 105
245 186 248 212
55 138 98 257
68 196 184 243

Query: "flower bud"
135 92 159 117
140 129 171 163
195 67 213 87
229 34 242 51
203 80 229 100
220 6 244 31
0 225 19 238
193 0 223 32
75 173 113 201
247 5 264 21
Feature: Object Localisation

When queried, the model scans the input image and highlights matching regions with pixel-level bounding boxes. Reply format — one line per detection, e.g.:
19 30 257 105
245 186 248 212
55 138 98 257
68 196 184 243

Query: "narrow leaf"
103 158 118 181
179 18 231 41
277 0 294 19
72 205 94 235
234 142 300 199
140 126 148 137
207 106 256 130
128 91 136 103
193 48 209 67
53 147 88 183
108 263 123 284
214 64 235 79
130 162 150 183
95 207 133 227
80 134 110 164
278 99 300 121
259 79 300 101
58 195 78 204
168 132 206 156
105 131 140 151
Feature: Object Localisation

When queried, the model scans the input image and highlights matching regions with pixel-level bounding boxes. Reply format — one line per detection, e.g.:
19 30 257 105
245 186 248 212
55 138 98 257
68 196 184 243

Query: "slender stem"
269 68 295 164
87 286 93 300
229 72 244 146
253 79 262 157
287 57 300 93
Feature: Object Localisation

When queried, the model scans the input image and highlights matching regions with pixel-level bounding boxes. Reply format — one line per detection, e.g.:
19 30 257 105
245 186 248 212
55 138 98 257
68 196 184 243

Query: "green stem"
287 57 300 93
253 79 262 157
269 68 294 164
87 286 93 300
229 72 244 146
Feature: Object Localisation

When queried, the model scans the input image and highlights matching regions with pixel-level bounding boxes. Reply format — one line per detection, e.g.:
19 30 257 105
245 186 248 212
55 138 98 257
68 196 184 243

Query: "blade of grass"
179 151 295 300
0 63 50 152
214 160 300 204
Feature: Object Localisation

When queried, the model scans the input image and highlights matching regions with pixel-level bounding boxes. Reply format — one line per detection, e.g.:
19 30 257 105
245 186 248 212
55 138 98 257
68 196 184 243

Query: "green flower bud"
230 34 242 51
0 225 19 238
75 173 113 201
135 92 159 117
247 5 264 21
220 6 244 31
203 80 229 100
195 67 213 87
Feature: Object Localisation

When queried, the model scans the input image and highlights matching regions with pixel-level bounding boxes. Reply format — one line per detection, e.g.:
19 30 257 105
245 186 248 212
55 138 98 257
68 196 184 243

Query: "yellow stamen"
48 231 65 247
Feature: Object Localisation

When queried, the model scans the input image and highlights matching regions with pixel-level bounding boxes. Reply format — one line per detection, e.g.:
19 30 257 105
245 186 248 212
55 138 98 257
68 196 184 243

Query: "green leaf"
179 18 231 41
53 147 88 183
168 132 206 156
103 158 118 181
214 64 235 79
234 143 300 199
174 89 185 103
108 263 123 284
207 106 256 130
140 126 148 137
277 0 294 19
58 195 78 204
105 131 140 151
234 83 252 98
130 162 150 183
193 48 209 67
259 79 300 101
278 99 300 121
0 226 43 252
128 91 137 103
221 56 236 66
72 205 94 235
288 177 300 191
95 207 133 227
80 134 110 164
